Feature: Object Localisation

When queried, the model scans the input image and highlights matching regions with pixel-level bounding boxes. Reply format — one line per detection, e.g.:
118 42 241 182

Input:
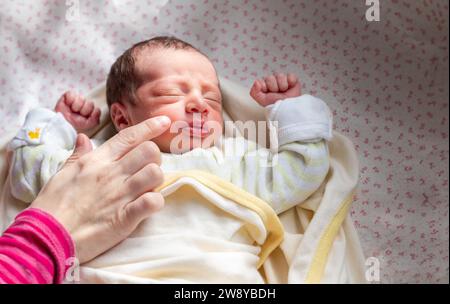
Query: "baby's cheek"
150 104 183 123
207 113 223 140
212 111 224 127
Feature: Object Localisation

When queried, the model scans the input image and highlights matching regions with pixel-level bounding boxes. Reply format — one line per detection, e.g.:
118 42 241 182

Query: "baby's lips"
188 118 205 129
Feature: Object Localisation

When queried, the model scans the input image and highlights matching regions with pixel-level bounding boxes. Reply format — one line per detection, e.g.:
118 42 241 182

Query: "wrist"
265 95 333 145
11 208 76 283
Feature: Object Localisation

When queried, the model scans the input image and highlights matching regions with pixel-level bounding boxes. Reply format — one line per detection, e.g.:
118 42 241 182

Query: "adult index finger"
95 115 171 161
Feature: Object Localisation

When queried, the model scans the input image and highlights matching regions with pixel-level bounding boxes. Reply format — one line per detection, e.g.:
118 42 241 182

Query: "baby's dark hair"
106 36 203 107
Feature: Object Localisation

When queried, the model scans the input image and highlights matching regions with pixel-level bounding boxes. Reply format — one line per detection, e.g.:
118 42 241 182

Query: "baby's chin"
160 132 221 154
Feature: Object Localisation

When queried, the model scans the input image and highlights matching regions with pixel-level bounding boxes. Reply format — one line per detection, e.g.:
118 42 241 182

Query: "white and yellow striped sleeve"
230 95 333 214
8 108 76 203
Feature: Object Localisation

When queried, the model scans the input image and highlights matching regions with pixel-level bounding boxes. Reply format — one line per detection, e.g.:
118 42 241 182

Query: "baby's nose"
186 95 208 114
187 103 208 113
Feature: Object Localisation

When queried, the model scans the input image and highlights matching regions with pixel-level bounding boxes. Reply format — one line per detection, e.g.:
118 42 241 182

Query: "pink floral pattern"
0 0 448 283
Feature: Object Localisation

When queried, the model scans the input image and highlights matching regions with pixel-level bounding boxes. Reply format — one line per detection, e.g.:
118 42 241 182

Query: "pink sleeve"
0 208 75 284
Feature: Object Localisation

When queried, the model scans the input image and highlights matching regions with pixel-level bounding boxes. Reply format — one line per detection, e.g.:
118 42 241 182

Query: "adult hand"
30 115 171 263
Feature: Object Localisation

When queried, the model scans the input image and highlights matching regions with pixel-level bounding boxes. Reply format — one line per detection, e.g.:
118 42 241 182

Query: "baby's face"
123 48 223 153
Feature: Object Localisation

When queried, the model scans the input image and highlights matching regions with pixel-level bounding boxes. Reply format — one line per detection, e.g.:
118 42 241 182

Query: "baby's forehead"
135 46 209 66
135 47 219 86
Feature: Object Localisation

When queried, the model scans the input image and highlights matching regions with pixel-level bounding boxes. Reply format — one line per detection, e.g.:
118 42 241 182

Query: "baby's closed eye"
203 90 221 102
154 88 184 97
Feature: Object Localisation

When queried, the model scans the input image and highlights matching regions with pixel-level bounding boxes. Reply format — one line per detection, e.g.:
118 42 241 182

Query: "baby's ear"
110 102 131 131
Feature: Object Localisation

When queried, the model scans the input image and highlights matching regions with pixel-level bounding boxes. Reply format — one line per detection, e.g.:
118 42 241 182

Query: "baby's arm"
9 107 78 203
230 73 332 214
9 91 100 202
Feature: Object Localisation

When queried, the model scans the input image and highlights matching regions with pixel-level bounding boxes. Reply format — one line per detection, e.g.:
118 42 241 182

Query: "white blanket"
80 173 280 283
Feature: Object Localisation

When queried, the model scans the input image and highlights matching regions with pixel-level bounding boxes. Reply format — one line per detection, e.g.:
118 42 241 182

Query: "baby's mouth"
183 120 210 138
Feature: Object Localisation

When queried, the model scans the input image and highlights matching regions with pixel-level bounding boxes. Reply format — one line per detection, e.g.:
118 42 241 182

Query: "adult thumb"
65 134 93 165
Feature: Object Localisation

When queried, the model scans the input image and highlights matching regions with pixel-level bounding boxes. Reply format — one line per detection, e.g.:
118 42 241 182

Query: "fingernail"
157 116 171 126
75 134 83 147
75 133 87 148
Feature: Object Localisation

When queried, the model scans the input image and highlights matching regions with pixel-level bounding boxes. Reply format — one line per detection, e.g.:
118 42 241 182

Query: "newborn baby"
9 36 333 283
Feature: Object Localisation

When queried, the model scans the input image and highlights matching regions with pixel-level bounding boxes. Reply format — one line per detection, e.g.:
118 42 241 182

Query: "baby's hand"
55 91 101 133
250 73 301 107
